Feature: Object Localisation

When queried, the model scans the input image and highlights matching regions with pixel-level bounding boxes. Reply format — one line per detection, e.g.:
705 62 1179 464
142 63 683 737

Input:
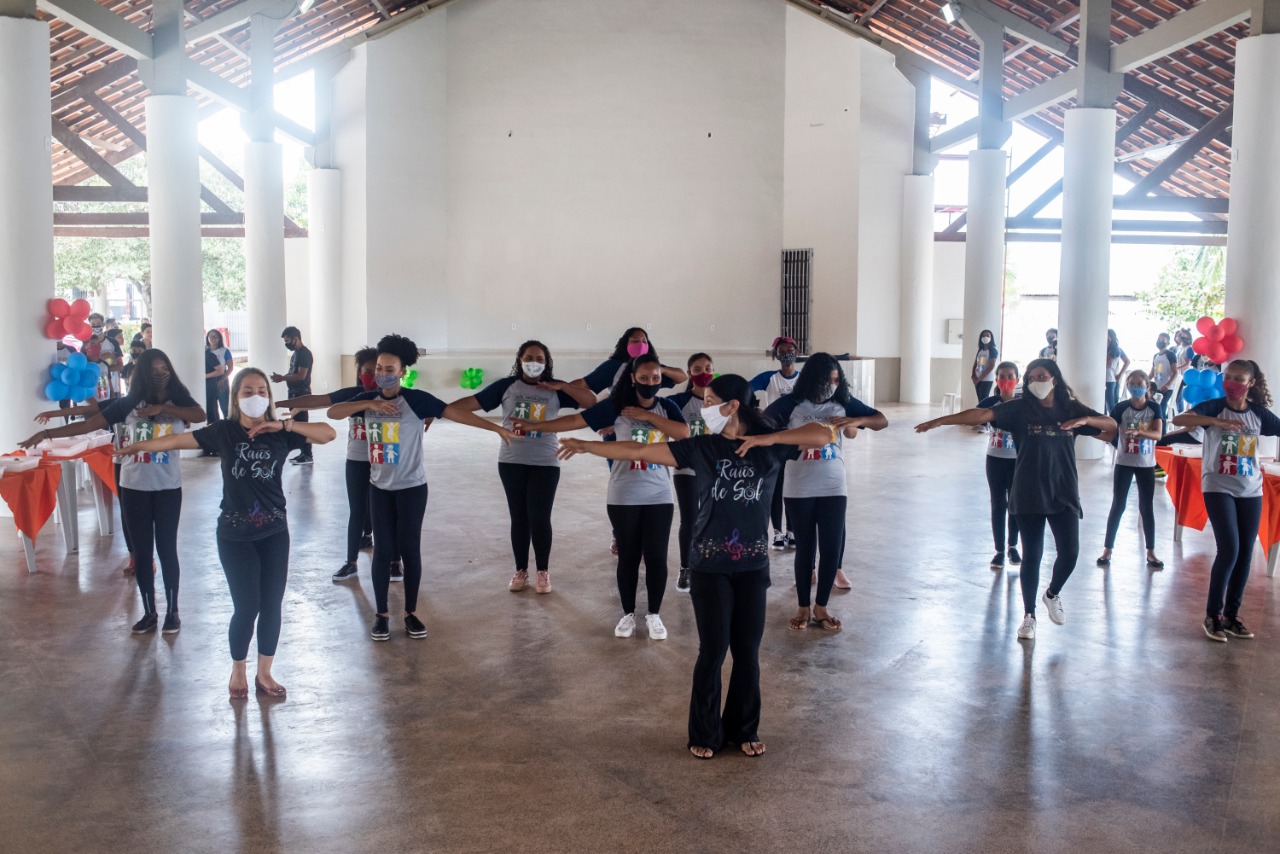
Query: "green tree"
1136 246 1225 330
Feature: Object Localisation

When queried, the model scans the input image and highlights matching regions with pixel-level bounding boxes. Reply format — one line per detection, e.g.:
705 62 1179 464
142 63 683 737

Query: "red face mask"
359 373 377 391
996 378 1018 394
691 372 714 388
1223 380 1249 401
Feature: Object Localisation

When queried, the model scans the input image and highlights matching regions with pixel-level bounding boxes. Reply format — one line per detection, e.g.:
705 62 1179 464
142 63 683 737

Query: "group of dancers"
20 324 1278 757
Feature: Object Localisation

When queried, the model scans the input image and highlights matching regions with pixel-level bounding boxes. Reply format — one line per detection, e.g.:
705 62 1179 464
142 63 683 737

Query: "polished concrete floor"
3 403 1279 853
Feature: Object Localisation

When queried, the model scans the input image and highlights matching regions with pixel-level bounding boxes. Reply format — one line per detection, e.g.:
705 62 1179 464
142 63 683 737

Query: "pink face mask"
1224 380 1249 401
626 341 649 359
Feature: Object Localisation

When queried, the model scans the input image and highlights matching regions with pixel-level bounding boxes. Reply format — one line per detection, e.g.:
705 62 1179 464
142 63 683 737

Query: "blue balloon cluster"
45 352 101 402
1182 368 1224 407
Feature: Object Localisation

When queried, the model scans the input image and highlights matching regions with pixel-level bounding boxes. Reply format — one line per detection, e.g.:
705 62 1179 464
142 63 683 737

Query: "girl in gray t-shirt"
454 341 595 594
1098 370 1164 570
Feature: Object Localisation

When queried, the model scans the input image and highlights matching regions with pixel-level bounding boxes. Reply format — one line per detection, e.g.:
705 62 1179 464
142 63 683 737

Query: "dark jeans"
606 503 673 615
120 486 182 614
292 410 312 458
344 459 374 563
674 474 698 569
1105 381 1118 413
975 380 993 401
217 529 290 660
769 467 789 533
1104 465 1156 549
205 379 230 423
497 463 561 571
785 495 846 607
985 456 1020 552
688 568 770 751
1204 492 1263 620
371 483 429 614
1014 510 1080 615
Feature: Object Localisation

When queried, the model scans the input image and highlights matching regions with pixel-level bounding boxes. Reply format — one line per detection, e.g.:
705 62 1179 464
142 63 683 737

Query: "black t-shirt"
287 346 314 397
992 396 1102 518
193 420 310 540
667 435 799 574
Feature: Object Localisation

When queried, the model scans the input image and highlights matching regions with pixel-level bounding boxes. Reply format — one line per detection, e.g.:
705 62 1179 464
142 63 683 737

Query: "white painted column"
1224 33 1280 377
244 141 288 370
0 16 52 452
961 148 1008 408
899 174 935 404
145 95 204 405
1057 107 1116 460
307 168 343 393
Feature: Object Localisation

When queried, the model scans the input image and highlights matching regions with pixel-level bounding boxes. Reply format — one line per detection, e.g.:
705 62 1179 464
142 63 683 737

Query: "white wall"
283 236 310 342
332 47 368 355
931 240 965 398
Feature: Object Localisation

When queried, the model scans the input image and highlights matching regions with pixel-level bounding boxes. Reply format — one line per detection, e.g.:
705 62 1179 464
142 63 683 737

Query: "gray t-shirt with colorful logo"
474 377 581 467
582 397 686 505
765 394 881 499
101 391 199 491
352 389 448 491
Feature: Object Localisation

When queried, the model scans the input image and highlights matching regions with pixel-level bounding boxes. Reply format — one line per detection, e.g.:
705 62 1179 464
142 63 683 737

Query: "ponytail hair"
609 352 662 410
1229 359 1273 408
708 374 777 436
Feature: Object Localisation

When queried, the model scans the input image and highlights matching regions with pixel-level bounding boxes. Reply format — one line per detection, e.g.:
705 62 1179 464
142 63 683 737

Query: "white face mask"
521 361 546 378
1027 380 1055 400
240 394 270 419
700 402 732 435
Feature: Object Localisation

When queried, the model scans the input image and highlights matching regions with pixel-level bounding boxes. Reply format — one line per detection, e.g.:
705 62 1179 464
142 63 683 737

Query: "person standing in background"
132 322 153 350
971 329 999 402
1105 329 1131 413
204 329 233 427
1151 332 1177 424
272 326 314 465
750 336 801 549
1039 328 1058 361
102 328 126 399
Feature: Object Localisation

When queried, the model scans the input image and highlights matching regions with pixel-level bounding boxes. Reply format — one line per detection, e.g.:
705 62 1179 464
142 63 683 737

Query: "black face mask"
634 382 659 401
1157 339 1168 350
285 341 297 351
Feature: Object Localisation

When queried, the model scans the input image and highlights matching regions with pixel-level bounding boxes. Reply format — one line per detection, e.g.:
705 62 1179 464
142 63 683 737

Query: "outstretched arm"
538 379 596 410
277 393 335 412
34 401 101 424
516 412 589 434
735 422 835 455
19 411 111 448
558 438 678 468
442 403 517 445
915 407 997 433
113 432 201 457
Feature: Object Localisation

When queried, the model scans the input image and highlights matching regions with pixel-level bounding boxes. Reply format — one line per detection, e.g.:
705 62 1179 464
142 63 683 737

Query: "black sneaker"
990 552 1005 569
132 613 158 634
333 562 359 582
390 560 403 582
291 455 313 466
785 532 796 549
676 568 691 592
405 614 427 639
1224 617 1254 639
359 535 374 550
1007 547 1021 565
1203 616 1228 643
370 615 390 641
161 612 181 634
771 533 786 550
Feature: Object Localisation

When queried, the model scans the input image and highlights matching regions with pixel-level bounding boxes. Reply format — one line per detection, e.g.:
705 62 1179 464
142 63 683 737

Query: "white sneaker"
646 613 668 640
1017 614 1036 640
1042 590 1065 625
614 613 636 638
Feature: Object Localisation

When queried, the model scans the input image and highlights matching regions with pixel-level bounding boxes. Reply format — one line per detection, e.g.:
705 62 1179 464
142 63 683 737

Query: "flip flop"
1096 557 1111 567
788 612 810 631
810 611 842 631
1147 557 1165 569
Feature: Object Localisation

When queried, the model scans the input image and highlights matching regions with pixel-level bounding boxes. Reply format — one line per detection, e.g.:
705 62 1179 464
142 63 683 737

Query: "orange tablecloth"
0 445 116 543
0 461 62 540
1155 446 1280 554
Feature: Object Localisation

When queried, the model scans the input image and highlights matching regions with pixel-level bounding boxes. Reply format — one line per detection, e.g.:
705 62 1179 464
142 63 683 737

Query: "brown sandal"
788 608 811 631
811 610 842 631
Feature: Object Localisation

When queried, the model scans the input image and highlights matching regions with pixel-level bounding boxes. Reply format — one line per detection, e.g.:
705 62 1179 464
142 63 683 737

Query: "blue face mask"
1128 385 1146 399
374 373 401 390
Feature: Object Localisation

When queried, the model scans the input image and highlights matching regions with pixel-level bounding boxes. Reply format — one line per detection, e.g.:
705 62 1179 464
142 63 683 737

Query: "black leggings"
985 456 1019 552
769 467 789 533
785 495 847 607
1204 492 1263 620
606 503 673 615
292 410 312 458
497 463 561 571
371 483 428 614
1015 510 1080 615
975 380 993 401
344 459 374 563
674 474 698 569
119 486 182 615
1104 465 1156 549
115 463 134 557
688 567 769 751
217 529 290 660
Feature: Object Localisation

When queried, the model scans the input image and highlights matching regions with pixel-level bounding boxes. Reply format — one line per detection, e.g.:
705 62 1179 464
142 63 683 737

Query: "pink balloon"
45 319 65 340
1207 325 1225 342
63 315 80 335
1218 318 1238 336
69 299 91 319
1196 316 1216 336
1193 337 1211 355
72 322 92 342
1223 334 1244 354
48 298 70 318
1210 343 1229 364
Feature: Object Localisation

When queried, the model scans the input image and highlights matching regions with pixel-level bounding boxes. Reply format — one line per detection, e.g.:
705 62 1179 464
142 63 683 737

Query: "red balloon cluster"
1192 316 1244 365
45 298 93 342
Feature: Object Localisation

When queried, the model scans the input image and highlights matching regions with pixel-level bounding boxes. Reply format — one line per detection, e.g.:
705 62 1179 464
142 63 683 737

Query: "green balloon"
460 367 484 390
402 369 418 389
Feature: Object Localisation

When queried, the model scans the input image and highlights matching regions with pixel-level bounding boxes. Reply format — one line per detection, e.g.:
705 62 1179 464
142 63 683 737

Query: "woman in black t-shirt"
118 368 336 699
559 375 832 760
917 359 1116 641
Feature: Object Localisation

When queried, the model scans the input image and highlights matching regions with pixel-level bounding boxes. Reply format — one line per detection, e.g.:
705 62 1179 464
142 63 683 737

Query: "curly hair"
510 340 555 382
354 347 378 370
785 352 850 406
1229 359 1273 408
607 327 659 363
376 333 419 368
